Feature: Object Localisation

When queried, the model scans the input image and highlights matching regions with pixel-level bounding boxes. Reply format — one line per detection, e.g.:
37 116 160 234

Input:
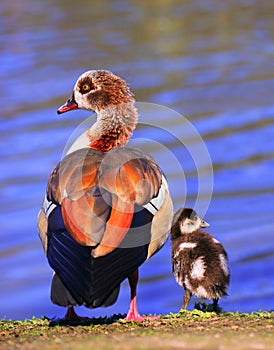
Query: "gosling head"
171 208 210 238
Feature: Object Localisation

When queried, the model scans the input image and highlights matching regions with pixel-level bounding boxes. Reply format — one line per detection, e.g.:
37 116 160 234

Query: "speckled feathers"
74 70 135 112
171 208 230 309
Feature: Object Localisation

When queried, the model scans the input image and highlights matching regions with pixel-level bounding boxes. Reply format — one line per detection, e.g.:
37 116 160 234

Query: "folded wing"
38 147 172 307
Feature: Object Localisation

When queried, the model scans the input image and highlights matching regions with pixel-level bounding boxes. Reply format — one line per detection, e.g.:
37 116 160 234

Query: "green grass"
1 310 273 350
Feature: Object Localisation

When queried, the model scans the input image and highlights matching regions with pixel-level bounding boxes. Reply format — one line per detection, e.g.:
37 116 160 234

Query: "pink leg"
125 269 144 321
124 269 159 322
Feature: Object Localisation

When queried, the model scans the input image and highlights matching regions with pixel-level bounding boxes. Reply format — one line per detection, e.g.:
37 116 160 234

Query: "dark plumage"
171 208 230 311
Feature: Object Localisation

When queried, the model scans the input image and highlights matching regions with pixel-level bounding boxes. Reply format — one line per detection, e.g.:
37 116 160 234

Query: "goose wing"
39 147 163 252
38 147 172 307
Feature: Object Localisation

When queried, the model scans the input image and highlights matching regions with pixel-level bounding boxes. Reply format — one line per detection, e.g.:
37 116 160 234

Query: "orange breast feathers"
46 148 163 257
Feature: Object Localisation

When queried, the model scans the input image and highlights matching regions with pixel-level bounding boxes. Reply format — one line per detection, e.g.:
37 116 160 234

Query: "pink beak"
57 94 78 114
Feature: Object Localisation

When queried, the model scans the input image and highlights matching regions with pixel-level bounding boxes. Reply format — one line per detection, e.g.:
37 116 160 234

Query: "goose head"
57 70 135 114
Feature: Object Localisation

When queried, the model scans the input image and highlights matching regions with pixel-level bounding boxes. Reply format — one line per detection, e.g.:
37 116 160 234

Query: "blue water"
1 0 274 320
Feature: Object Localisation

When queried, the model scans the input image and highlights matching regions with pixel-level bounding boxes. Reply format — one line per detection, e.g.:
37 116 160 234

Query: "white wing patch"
143 175 166 215
190 257 206 279
179 242 197 249
219 254 229 276
173 242 197 259
43 195 57 219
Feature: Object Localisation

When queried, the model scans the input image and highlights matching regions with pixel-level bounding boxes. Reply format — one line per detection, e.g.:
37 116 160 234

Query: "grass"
0 309 273 350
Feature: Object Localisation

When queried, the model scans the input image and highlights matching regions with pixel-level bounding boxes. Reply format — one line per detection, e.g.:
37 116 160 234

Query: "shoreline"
1 310 273 349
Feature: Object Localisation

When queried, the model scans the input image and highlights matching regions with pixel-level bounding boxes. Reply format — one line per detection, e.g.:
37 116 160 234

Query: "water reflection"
0 0 274 319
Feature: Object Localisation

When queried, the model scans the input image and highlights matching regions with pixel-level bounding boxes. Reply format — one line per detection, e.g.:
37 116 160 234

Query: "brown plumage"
38 70 173 322
171 208 230 312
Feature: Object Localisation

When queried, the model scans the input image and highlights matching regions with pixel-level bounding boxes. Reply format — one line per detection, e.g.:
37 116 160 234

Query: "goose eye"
82 83 91 93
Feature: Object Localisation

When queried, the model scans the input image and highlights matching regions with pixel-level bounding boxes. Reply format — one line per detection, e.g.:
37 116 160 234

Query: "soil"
0 310 273 350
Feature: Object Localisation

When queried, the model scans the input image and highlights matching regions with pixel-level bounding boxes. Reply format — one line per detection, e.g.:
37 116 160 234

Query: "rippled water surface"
1 0 274 319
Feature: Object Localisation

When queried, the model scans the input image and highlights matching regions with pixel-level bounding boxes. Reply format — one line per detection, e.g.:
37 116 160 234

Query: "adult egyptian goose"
38 70 173 322
171 208 230 312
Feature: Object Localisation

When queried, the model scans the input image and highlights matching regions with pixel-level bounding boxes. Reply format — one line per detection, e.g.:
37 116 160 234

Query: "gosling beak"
57 93 78 114
200 219 210 228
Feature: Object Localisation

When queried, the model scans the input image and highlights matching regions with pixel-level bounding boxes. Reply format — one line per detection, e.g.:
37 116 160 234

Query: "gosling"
171 208 230 312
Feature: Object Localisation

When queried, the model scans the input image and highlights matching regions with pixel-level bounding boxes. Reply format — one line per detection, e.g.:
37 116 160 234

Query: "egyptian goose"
38 70 173 322
171 208 230 312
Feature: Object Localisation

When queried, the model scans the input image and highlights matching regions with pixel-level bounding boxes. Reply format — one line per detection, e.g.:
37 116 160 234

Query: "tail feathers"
50 273 120 308
51 273 79 307
47 228 148 308
100 286 120 308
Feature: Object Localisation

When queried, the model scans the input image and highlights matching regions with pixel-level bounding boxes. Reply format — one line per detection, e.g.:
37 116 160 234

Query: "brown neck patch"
89 125 132 152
